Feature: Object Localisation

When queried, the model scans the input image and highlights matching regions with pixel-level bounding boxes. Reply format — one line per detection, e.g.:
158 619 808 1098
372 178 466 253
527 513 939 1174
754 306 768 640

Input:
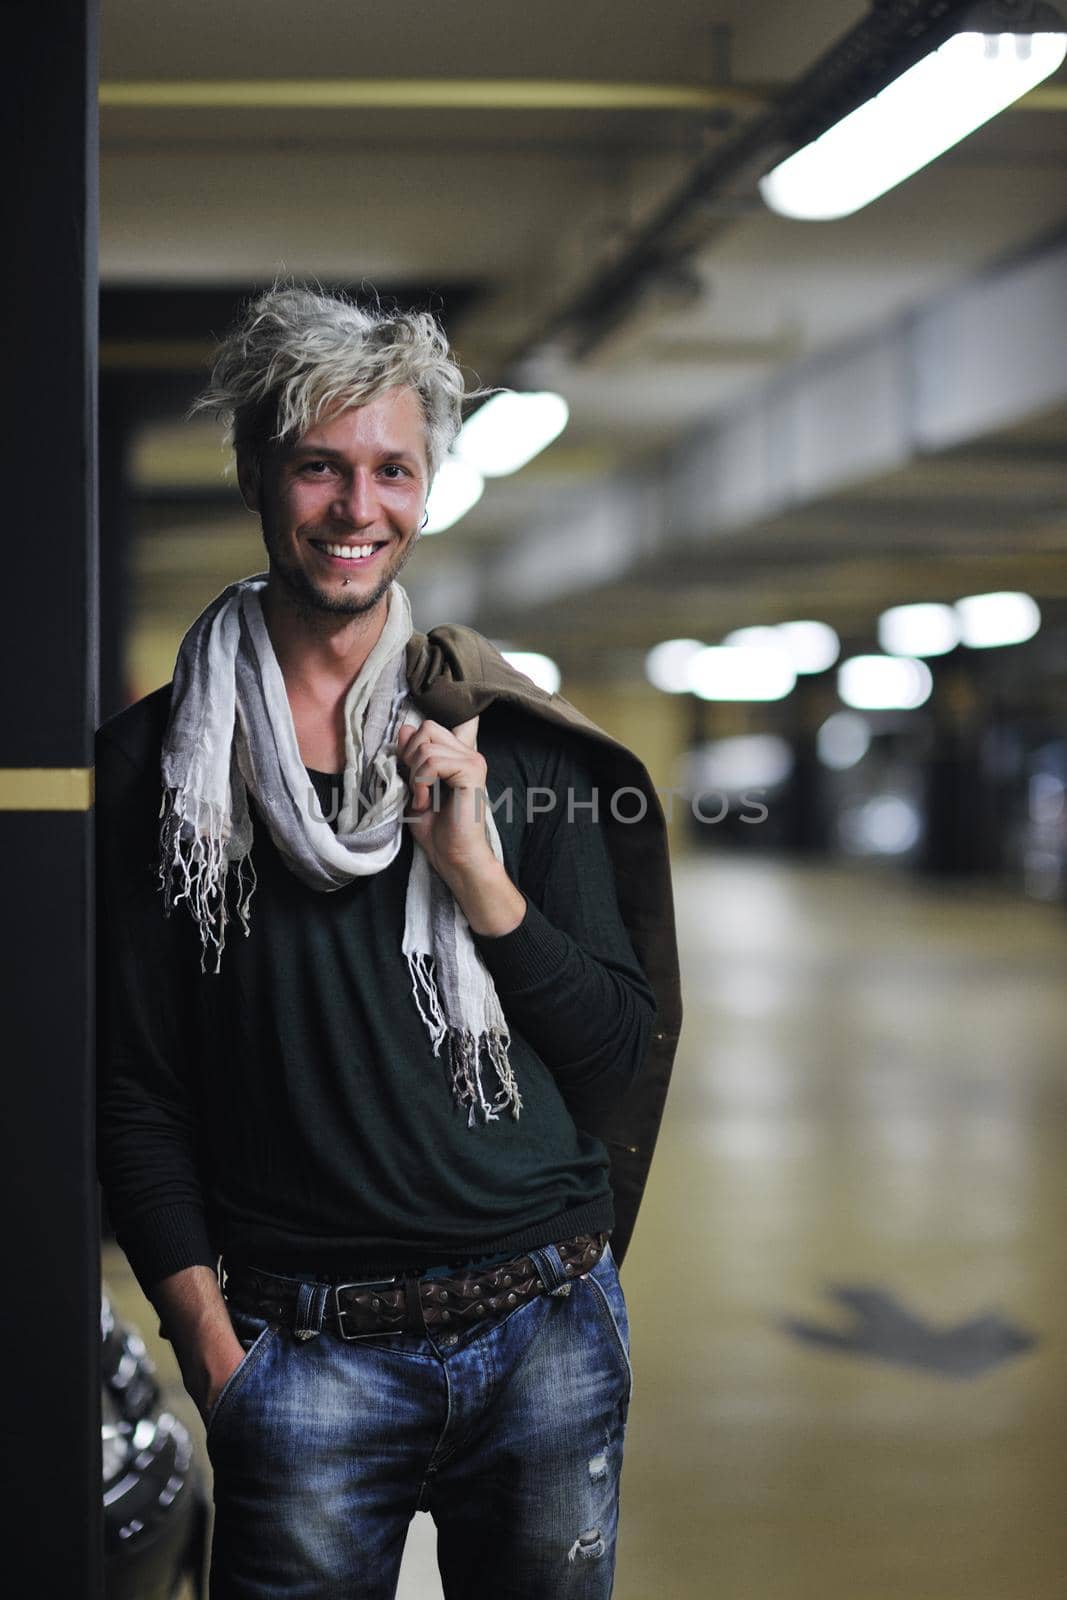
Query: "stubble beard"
266 527 421 622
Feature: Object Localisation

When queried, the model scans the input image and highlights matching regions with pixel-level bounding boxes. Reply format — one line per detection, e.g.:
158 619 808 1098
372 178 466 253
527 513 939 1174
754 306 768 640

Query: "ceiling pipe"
505 0 980 367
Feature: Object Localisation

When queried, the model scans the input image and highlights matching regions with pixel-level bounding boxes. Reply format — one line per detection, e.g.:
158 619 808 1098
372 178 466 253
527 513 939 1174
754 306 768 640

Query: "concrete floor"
103 852 1067 1598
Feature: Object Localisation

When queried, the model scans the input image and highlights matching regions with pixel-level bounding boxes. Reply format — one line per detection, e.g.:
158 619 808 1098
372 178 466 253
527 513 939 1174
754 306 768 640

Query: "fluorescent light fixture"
878 602 960 657
777 620 840 674
759 21 1067 221
688 645 796 702
645 638 705 694
955 590 1041 648
501 650 561 695
456 392 569 477
424 456 484 533
838 654 932 710
817 712 871 771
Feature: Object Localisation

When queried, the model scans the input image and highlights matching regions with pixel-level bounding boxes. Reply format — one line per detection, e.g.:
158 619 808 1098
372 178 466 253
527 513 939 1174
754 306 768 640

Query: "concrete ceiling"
99 0 1067 691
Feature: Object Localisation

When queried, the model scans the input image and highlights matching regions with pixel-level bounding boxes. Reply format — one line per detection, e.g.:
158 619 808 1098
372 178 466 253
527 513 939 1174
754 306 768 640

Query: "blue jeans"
205 1242 633 1598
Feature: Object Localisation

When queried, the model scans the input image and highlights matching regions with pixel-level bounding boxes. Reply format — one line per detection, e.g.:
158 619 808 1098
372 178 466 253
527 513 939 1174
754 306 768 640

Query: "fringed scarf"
157 573 522 1126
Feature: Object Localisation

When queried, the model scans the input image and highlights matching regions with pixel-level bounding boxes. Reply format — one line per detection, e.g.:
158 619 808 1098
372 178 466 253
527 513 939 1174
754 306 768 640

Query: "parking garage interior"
5 1 1067 1595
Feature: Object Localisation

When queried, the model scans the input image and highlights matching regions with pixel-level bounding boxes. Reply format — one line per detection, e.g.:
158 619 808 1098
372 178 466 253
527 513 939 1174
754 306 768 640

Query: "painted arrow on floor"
779 1285 1036 1377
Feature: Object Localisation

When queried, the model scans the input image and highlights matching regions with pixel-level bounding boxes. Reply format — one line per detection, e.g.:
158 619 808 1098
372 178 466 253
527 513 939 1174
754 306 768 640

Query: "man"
96 284 681 1599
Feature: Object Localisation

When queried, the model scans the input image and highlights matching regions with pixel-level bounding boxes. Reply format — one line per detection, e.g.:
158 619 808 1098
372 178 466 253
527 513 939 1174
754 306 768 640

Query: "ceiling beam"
97 75 1065 114
477 231 1067 640
99 78 771 112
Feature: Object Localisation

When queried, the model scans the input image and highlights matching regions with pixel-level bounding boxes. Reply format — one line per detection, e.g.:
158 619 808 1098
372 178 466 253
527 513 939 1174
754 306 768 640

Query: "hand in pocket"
177 1313 254 1427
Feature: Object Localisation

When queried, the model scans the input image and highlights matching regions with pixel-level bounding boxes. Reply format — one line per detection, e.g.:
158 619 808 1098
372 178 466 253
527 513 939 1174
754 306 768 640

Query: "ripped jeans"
205 1240 633 1599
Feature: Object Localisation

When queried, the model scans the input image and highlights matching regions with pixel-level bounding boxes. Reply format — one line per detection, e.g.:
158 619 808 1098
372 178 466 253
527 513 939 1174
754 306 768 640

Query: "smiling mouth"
309 540 387 565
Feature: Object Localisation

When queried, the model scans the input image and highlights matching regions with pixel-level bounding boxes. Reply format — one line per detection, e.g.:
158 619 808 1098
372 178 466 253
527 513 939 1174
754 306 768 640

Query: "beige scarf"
158 573 522 1125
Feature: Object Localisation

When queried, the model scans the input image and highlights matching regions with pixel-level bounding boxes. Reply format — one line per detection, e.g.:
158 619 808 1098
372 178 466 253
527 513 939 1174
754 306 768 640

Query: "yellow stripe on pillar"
0 768 95 811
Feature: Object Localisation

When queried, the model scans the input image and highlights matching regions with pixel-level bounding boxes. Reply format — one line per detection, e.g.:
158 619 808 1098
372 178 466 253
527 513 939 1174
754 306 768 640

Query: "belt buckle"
332 1276 403 1341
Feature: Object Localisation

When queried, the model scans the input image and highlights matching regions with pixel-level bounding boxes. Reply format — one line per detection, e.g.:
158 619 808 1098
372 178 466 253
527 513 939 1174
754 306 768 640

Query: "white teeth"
318 542 378 560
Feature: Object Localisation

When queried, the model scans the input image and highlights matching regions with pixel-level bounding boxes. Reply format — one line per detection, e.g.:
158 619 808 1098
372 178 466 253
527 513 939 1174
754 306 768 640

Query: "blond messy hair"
192 281 470 482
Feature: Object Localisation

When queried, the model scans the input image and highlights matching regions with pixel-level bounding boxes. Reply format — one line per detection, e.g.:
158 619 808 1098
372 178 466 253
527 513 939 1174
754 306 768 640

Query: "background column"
0 2 103 1594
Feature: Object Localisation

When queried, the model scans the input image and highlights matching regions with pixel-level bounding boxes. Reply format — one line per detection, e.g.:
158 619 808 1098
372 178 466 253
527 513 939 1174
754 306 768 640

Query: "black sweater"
96 686 656 1298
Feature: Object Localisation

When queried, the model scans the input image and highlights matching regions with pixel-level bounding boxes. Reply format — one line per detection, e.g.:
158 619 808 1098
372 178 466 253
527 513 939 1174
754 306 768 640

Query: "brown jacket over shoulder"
405 622 683 1270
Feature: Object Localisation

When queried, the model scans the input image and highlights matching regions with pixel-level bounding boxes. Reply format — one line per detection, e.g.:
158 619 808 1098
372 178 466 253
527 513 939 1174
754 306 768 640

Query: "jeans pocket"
585 1243 634 1413
205 1311 279 1442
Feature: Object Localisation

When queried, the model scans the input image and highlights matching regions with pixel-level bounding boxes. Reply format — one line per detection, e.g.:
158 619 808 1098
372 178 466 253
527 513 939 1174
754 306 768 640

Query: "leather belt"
221 1231 609 1340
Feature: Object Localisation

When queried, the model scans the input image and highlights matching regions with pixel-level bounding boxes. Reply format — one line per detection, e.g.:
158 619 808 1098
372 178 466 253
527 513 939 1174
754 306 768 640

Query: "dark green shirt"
96 686 655 1297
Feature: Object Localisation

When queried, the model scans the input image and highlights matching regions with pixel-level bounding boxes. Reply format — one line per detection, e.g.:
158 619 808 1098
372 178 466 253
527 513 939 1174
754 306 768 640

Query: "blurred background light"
955 590 1041 648
722 625 784 652
424 456 484 532
1030 770 1065 825
759 28 1067 221
776 619 840 673
645 637 705 694
500 650 561 694
817 711 871 770
838 654 933 710
692 734 795 792
689 645 797 701
839 794 923 855
721 626 797 689
878 601 960 657
455 391 569 477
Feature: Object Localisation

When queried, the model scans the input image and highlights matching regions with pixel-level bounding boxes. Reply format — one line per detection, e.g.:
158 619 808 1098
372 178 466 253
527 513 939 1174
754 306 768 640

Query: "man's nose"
331 469 378 525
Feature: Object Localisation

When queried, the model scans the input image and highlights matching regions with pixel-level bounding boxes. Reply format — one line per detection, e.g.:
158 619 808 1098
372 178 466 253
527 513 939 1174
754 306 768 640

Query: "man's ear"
236 453 260 513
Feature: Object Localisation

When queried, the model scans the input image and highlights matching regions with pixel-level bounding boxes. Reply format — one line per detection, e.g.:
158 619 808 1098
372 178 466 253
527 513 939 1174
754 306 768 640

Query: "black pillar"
782 680 831 855
0 3 102 1596
920 659 987 877
99 374 134 722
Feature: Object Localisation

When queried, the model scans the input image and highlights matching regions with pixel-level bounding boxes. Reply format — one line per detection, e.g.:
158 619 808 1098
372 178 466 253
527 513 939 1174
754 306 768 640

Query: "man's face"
242 385 431 619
